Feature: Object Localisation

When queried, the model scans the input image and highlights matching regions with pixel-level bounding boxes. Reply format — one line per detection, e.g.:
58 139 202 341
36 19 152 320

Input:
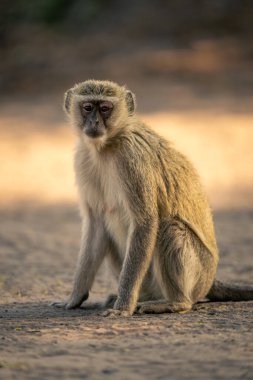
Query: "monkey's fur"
51 80 253 316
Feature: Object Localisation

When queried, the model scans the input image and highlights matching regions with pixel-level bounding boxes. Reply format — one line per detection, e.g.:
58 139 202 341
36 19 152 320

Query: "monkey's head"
64 80 136 143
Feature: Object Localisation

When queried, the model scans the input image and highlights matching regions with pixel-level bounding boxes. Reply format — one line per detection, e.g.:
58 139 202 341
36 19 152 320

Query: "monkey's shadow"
0 301 106 321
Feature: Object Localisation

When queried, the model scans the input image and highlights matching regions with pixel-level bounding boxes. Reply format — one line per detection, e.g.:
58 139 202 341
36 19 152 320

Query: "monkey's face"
64 80 137 144
80 100 113 139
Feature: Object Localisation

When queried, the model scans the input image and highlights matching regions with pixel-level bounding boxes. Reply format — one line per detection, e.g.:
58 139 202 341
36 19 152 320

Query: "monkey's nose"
89 120 99 129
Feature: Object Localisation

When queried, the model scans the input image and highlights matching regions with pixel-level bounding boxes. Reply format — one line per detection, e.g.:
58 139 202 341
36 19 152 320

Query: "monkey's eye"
100 106 110 113
100 102 113 113
82 103 93 112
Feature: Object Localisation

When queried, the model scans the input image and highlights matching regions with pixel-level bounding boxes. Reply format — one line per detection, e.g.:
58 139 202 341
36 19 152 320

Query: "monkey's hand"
49 300 77 309
102 297 134 317
102 308 132 317
50 292 89 309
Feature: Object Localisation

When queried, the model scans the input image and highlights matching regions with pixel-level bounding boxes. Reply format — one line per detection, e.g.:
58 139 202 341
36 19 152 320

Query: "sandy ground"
0 99 253 379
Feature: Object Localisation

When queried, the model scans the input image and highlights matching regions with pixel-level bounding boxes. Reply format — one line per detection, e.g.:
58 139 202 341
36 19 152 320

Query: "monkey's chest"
104 207 130 254
84 171 131 255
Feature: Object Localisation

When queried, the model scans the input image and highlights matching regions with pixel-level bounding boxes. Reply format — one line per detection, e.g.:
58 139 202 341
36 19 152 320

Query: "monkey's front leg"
51 214 108 309
103 219 157 317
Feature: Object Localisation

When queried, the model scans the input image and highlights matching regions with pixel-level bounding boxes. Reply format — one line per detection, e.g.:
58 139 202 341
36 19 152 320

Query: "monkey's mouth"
84 129 105 139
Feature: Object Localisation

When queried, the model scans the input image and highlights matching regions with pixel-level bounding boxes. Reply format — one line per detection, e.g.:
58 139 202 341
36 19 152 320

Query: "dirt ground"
0 96 253 379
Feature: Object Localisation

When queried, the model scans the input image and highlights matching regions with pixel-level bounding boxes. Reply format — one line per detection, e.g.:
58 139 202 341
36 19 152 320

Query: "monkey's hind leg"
103 294 118 308
138 218 216 314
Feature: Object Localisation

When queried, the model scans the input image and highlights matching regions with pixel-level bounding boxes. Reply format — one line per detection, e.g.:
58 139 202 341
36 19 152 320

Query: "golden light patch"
0 111 252 209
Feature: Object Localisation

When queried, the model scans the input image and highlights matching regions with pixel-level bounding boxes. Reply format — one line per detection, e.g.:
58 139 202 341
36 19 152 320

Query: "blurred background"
1 4 253 377
0 0 253 303
0 0 253 207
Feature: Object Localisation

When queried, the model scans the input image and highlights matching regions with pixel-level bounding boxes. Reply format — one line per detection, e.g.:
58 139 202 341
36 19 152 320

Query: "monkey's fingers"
102 308 131 317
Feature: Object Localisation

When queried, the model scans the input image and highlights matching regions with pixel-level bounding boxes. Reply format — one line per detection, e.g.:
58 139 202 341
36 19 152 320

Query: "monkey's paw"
50 292 89 309
49 300 78 309
102 308 132 318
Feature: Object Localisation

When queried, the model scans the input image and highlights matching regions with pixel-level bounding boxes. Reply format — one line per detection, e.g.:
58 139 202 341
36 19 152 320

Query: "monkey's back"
116 122 218 258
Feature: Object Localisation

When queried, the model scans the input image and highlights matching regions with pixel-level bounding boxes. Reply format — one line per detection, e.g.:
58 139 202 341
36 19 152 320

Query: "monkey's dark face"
80 100 113 139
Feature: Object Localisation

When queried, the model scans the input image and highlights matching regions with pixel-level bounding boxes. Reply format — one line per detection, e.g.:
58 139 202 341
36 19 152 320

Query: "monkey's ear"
125 91 136 115
64 89 74 114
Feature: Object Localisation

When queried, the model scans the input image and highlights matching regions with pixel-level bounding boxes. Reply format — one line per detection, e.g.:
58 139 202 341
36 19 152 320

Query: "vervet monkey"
51 80 253 316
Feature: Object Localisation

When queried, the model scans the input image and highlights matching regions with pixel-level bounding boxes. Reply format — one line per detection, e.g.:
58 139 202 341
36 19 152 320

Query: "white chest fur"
75 143 131 254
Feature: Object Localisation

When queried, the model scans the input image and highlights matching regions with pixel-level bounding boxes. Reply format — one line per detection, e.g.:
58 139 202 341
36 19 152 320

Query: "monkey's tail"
207 280 253 302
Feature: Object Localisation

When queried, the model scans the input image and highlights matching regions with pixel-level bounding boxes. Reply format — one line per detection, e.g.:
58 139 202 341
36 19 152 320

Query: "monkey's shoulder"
116 123 164 160
115 123 196 178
